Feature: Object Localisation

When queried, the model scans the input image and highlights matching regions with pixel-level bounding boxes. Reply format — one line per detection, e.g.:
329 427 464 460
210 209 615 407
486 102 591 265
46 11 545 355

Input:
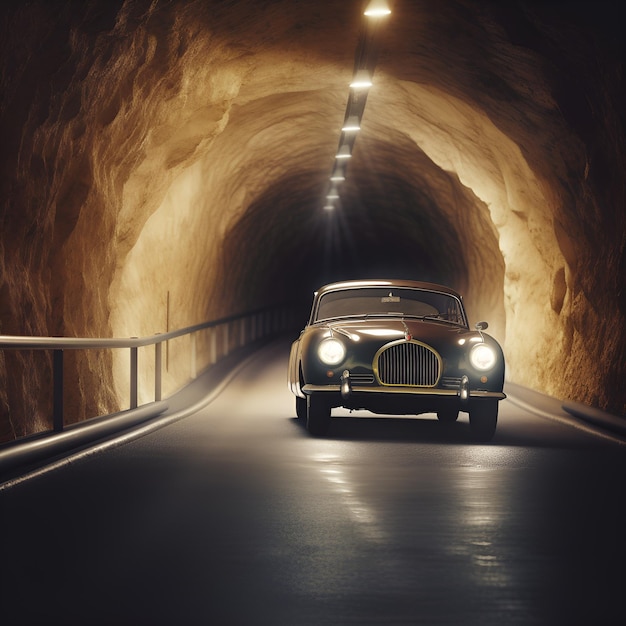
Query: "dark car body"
288 279 506 441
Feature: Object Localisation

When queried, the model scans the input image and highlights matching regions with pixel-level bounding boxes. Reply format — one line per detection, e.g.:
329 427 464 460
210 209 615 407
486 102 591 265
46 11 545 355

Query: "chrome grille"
376 342 440 386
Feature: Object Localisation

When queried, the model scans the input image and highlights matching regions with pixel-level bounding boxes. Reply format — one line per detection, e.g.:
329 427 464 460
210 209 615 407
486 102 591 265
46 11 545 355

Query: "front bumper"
302 383 506 400
303 366 506 403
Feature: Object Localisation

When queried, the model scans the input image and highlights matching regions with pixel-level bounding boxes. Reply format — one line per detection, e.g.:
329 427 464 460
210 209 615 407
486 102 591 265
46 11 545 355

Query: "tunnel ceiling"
0 0 625 434
219 133 500 306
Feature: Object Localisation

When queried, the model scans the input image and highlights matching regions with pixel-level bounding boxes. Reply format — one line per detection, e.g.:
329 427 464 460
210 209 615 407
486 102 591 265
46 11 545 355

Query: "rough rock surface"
0 0 624 441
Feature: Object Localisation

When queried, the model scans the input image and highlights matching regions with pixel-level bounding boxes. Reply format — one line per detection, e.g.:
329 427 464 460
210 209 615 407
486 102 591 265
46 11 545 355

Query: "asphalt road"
1 339 625 625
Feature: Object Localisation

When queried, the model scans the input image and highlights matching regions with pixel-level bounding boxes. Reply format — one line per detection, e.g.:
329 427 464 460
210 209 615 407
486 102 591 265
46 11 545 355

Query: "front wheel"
469 400 498 442
307 395 331 436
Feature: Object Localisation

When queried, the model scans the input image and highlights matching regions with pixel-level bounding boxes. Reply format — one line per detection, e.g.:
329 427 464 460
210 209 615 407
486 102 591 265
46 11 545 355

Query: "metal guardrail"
0 305 295 439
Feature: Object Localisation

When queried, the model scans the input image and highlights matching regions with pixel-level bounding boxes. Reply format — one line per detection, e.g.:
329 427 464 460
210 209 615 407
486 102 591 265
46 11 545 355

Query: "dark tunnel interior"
0 0 624 440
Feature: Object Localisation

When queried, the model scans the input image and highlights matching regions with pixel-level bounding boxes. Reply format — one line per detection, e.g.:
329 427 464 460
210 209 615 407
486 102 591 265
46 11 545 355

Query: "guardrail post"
210 328 216 364
53 349 64 431
155 339 162 401
130 343 138 409
190 332 197 378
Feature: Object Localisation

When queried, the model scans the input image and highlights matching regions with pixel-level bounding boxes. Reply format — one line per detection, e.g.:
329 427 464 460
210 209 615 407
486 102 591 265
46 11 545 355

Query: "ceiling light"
323 204 335 211
341 116 361 132
350 70 372 89
364 0 391 17
331 165 346 181
335 145 352 159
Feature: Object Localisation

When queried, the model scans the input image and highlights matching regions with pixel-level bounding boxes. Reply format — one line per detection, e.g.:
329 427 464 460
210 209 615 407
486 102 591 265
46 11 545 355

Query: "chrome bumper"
303 370 506 402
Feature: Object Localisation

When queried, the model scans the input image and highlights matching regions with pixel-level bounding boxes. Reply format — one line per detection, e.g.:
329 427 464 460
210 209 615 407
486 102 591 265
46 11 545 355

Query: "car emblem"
405 333 412 341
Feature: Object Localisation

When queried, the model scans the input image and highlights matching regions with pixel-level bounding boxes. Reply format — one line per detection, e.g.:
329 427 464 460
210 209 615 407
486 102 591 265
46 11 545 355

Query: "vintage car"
288 279 506 441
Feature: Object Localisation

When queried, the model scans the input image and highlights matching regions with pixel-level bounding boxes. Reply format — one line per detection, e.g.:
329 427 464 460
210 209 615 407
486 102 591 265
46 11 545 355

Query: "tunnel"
0 0 624 442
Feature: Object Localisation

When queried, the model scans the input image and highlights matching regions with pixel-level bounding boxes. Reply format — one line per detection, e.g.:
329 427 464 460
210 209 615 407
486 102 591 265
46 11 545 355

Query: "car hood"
322 317 484 350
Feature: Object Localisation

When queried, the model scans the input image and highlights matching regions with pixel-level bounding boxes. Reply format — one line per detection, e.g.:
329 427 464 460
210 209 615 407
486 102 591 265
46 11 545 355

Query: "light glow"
326 280 392 290
336 145 352 159
318 337 346 365
358 328 404 338
350 70 372 89
364 0 391 17
342 116 361 132
470 344 497 371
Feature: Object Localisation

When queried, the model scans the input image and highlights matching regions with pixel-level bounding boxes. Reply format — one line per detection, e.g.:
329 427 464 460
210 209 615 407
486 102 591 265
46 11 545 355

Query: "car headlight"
318 337 346 366
469 343 497 371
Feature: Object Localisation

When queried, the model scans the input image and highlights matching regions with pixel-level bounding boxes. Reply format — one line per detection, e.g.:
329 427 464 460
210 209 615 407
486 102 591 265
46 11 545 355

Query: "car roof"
314 279 463 299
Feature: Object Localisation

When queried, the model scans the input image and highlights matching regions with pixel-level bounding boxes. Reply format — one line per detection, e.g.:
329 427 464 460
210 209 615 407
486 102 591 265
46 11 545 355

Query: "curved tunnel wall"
0 0 624 440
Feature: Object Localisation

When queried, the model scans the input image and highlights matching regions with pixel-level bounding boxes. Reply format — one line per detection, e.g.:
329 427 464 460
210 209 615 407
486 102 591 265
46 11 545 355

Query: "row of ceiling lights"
323 0 392 210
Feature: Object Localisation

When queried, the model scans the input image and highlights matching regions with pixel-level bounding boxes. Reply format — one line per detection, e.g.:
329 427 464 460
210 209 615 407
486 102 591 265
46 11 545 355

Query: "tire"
296 395 307 421
469 401 498 442
437 408 459 423
306 394 331 436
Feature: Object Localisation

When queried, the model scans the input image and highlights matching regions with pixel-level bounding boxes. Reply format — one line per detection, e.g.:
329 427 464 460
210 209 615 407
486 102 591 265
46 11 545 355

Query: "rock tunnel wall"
0 0 624 441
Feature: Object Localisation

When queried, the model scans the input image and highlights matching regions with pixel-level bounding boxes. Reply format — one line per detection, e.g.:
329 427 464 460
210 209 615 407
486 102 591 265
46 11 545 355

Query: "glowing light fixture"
322 3 390 212
364 0 391 17
323 204 335 211
335 145 352 159
318 337 346 365
350 70 372 89
342 116 361 132
470 344 497 371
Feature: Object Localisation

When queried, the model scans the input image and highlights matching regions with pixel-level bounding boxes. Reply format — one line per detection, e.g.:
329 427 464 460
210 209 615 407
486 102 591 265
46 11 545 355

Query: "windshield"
314 287 467 326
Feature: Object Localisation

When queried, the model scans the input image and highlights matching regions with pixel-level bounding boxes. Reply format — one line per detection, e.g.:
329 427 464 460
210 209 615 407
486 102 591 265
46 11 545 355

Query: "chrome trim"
349 373 376 384
341 370 351 399
470 390 507 400
460 375 469 401
302 384 342 393
301 383 506 400
441 376 462 389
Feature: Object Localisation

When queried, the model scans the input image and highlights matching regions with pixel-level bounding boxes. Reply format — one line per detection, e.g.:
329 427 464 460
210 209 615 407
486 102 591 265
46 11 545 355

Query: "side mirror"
475 321 489 331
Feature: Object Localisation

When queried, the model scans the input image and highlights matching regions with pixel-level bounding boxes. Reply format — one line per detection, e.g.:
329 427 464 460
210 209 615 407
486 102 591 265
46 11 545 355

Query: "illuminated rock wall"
0 0 624 440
